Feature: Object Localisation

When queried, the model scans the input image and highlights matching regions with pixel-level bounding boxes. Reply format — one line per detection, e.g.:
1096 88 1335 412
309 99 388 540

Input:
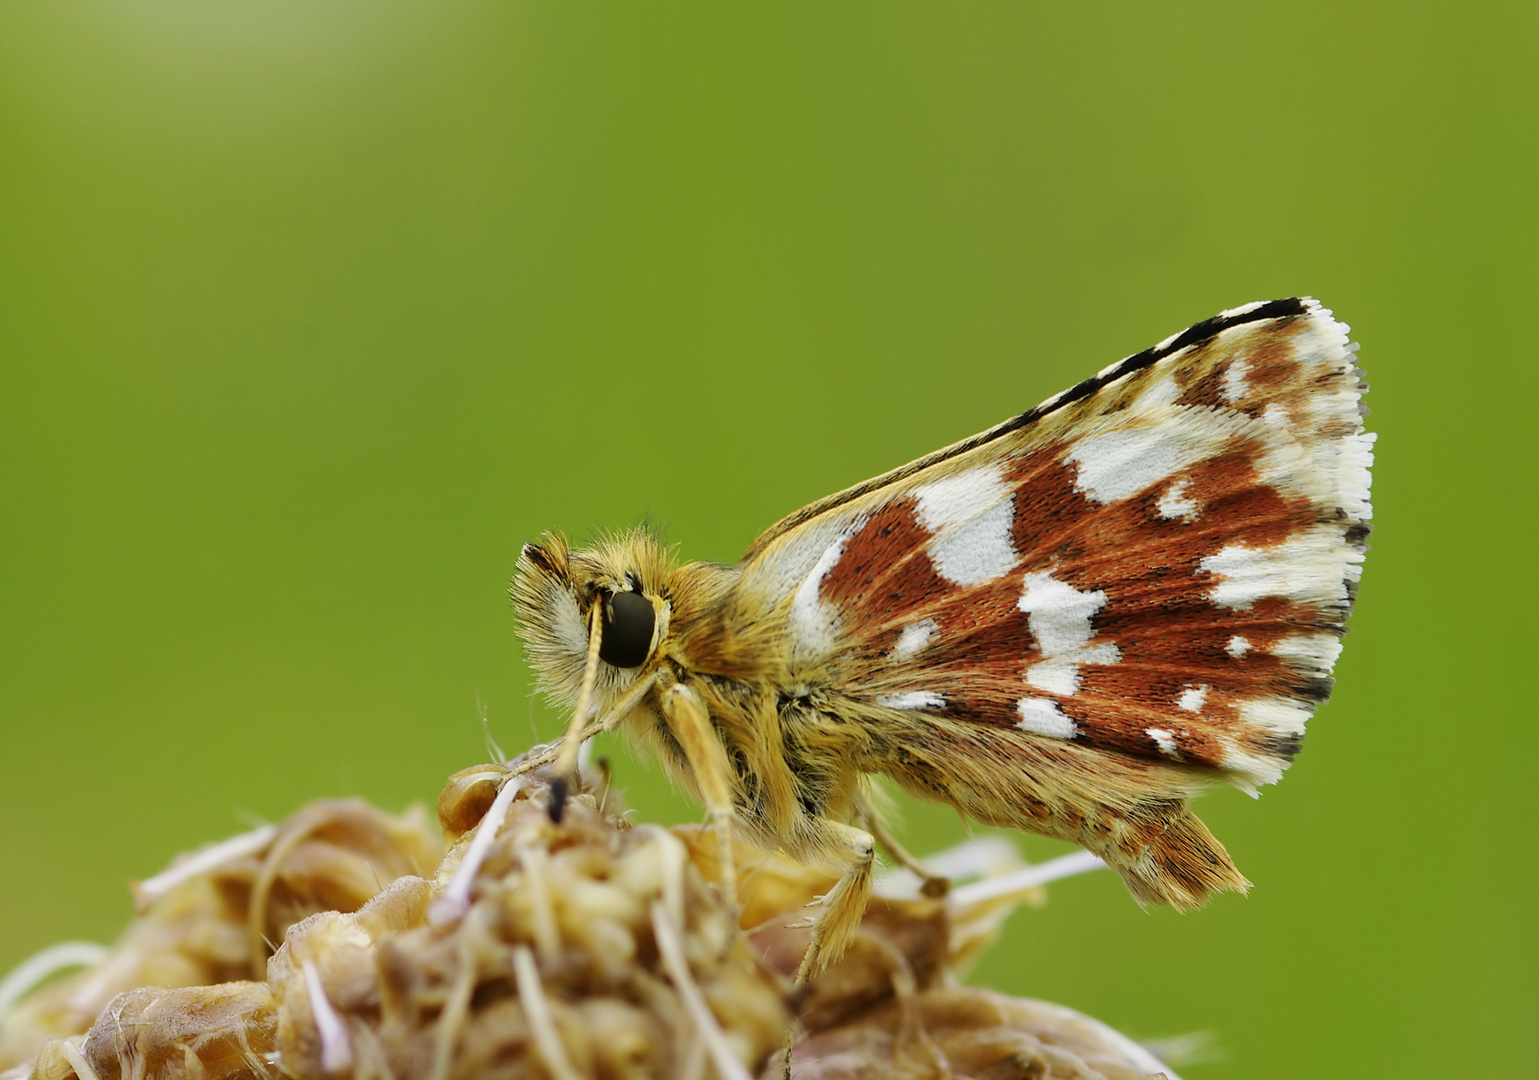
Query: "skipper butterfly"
510 298 1373 979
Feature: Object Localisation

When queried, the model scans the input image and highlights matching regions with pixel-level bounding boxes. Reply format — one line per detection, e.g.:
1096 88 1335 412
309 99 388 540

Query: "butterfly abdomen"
1107 802 1250 910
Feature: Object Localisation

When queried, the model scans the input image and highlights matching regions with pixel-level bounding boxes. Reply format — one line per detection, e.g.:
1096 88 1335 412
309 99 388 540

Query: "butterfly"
509 297 1373 980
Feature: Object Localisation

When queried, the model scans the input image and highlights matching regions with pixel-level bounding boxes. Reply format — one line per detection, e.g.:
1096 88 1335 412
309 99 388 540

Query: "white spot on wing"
1176 685 1209 713
1201 526 1358 610
1018 573 1108 654
789 520 859 658
1226 635 1251 657
935 501 1015 586
1066 427 1210 504
1217 696 1317 793
1269 634 1344 669
913 465 1018 586
1024 659 1082 696
912 465 1003 524
1239 696 1311 735
891 617 939 660
1220 744 1282 793
1146 727 1180 757
1016 698 1077 739
1019 571 1121 695
1339 431 1377 523
1222 356 1252 402
877 691 944 711
1155 478 1200 522
1135 374 1180 409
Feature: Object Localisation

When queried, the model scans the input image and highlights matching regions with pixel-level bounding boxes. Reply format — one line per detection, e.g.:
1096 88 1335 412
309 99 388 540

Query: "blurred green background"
2 2 1533 1075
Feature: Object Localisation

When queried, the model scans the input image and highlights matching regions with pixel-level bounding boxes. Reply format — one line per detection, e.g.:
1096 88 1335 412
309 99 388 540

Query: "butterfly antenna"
550 601 604 823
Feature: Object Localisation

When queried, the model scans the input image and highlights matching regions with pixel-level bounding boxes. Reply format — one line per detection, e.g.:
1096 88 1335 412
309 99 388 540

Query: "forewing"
735 298 1373 791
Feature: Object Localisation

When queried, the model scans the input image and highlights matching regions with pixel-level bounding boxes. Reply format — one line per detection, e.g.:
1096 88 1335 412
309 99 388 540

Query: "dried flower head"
1 757 1183 1080
0 800 441 1078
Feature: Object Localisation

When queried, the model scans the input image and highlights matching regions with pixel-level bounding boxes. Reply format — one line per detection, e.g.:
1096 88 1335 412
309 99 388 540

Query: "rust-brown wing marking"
739 298 1373 792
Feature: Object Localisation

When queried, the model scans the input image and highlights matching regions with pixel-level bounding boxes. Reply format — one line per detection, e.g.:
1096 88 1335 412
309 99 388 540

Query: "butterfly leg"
856 797 949 898
791 819 875 985
781 818 880 1080
778 820 877 1078
655 673 740 908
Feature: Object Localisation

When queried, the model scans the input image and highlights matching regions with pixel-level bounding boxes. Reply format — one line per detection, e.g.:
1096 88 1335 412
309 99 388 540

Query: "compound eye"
598 589 655 668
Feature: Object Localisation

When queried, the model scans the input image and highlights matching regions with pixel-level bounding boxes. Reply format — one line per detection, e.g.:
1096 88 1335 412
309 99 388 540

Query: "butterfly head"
510 529 673 714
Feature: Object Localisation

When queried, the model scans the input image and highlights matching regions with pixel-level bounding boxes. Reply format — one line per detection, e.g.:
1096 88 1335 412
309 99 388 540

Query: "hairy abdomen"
875 715 1249 909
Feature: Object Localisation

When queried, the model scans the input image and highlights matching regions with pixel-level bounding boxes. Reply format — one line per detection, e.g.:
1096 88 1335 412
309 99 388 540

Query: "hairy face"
509 530 673 715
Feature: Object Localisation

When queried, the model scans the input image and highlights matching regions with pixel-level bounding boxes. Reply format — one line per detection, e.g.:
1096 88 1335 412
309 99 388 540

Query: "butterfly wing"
727 298 1372 799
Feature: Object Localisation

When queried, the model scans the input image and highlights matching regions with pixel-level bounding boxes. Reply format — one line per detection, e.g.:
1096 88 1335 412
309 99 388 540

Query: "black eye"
599 590 655 668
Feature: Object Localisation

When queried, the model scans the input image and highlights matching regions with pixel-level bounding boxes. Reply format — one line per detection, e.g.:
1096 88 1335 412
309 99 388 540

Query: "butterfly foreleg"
655 671 741 906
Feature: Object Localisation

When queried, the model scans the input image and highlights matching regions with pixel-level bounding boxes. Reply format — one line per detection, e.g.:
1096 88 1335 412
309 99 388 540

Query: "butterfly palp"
548 601 606 823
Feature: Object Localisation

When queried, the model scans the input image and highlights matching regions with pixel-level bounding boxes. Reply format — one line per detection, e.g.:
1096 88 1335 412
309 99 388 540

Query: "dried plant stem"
948 850 1107 910
429 933 481 1080
0 947 110 1024
300 962 353 1075
430 776 523 926
649 903 751 1080
510 947 584 1080
53 1042 99 1080
133 825 279 912
514 844 561 964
